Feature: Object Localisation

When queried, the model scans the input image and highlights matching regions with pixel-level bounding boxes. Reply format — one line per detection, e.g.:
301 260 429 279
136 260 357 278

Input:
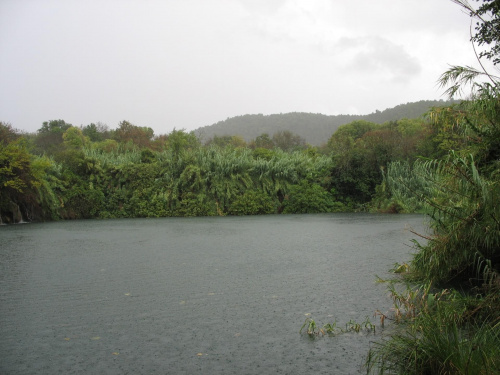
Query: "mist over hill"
194 100 457 146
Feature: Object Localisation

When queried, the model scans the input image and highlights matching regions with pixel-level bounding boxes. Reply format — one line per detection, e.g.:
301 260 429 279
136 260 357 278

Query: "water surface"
0 213 427 374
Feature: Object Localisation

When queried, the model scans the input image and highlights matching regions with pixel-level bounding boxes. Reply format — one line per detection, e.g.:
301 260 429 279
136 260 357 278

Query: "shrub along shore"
1 111 446 224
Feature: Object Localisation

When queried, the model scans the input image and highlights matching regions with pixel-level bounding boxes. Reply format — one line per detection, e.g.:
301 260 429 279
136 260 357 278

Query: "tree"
63 127 88 149
281 180 341 214
441 1 500 97
35 119 72 155
468 0 500 65
329 120 376 143
0 139 34 193
253 133 275 149
205 135 246 148
81 122 110 142
272 130 305 151
0 122 21 145
166 129 200 161
114 120 154 148
150 134 169 151
0 138 45 222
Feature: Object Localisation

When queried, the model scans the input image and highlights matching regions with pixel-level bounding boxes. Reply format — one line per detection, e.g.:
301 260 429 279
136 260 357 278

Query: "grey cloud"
0 0 472 135
337 36 422 83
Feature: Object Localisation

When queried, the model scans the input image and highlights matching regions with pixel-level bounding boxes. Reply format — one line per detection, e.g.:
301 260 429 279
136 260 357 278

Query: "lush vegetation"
366 1 500 373
1 1 499 372
1 101 454 223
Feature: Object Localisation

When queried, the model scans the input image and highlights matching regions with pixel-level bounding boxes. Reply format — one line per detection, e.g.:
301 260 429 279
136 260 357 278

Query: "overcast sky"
0 0 480 135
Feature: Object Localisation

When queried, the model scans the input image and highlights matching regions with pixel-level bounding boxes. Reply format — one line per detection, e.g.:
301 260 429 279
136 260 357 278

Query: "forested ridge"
195 99 457 145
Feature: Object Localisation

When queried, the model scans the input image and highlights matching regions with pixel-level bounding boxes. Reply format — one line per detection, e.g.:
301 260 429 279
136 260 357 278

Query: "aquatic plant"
300 316 376 337
300 317 323 336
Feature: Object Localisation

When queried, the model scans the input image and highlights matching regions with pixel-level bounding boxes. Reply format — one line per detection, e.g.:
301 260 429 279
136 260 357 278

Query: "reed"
366 305 500 374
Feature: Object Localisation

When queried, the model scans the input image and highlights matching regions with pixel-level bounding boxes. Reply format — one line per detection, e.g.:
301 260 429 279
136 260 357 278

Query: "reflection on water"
0 213 427 374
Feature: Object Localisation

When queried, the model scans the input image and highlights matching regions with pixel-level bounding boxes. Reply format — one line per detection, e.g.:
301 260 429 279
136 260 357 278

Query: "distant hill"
194 100 458 146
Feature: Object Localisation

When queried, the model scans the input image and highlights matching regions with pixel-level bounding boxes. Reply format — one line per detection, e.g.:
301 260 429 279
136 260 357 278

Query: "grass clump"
366 282 500 374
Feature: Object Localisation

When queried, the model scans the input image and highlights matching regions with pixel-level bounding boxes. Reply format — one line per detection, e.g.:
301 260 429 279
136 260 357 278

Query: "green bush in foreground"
366 1 500 368
366 282 500 374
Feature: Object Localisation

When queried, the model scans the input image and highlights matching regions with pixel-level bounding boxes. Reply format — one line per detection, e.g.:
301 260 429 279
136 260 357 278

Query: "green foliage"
1 96 455 223
173 192 216 217
272 130 306 151
1 98 459 223
282 180 342 214
453 0 500 66
0 122 21 145
252 133 274 149
61 182 104 219
228 190 277 215
54 149 88 175
84 145 142 166
409 153 500 286
327 118 434 207
300 317 322 336
373 160 430 213
0 138 59 222
330 120 377 142
366 281 500 375
34 119 72 155
205 134 246 148
368 4 500 372
92 139 120 153
33 157 63 220
0 139 36 193
380 90 500 286
372 100 500 373
63 126 88 149
140 148 156 163
252 147 275 160
300 316 376 337
166 129 200 161
114 120 154 148
81 122 110 142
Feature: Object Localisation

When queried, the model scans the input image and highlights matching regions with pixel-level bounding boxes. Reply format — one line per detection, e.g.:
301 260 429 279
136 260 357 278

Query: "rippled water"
0 213 427 374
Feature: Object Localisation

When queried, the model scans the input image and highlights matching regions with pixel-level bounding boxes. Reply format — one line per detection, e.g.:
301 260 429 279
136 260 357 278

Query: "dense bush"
228 190 277 215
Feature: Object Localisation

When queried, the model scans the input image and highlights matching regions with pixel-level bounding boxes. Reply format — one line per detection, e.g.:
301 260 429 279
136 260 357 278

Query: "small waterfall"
12 203 27 224
18 205 29 224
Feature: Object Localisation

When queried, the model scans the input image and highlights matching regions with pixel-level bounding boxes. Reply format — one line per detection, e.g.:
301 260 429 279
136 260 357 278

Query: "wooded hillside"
195 100 457 145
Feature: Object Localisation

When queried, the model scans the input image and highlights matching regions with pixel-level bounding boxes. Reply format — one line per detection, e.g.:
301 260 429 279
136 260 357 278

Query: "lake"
0 213 428 374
